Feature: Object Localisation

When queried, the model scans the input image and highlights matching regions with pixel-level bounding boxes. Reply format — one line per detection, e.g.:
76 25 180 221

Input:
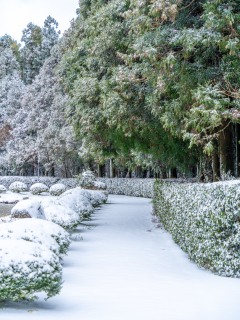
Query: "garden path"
1 195 240 320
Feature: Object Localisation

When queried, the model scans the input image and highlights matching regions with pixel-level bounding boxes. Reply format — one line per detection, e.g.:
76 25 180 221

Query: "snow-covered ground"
1 195 240 320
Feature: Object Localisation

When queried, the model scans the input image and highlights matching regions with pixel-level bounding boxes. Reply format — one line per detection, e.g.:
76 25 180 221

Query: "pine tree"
20 16 60 84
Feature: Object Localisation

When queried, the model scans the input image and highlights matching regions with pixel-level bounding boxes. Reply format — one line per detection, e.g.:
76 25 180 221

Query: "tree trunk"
212 148 220 182
237 124 240 177
98 164 102 178
219 125 234 178
109 159 113 178
168 168 171 179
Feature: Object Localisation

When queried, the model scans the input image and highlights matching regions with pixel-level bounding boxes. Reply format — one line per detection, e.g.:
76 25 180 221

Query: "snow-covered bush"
11 199 46 219
0 221 60 256
0 185 7 193
44 205 80 232
30 183 49 195
75 170 96 189
0 239 62 301
93 180 107 190
9 181 28 193
49 183 67 196
84 190 108 207
153 180 240 278
58 187 94 218
76 170 107 191
0 219 70 256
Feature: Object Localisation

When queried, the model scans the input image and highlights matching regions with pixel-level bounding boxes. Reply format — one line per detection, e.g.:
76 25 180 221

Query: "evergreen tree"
20 16 60 84
7 44 81 177
58 0 198 173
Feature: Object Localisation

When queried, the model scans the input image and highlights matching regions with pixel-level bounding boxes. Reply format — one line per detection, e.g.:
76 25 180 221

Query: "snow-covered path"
2 195 240 319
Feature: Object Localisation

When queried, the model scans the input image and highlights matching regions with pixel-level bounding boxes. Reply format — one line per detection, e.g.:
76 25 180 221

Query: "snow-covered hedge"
58 188 94 218
98 178 154 198
30 183 49 195
49 183 67 196
0 219 70 256
0 239 62 301
9 181 28 193
84 190 108 207
0 221 60 256
0 187 107 301
0 176 61 190
44 205 80 232
153 180 240 278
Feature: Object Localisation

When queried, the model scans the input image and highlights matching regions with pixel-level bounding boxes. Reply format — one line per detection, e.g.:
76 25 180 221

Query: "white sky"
0 0 79 44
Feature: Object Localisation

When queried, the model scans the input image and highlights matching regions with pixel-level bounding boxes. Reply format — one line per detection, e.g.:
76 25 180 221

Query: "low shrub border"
153 180 240 278
98 178 154 198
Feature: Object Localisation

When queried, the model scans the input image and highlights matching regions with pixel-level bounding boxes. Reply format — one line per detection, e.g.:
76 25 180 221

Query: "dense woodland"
0 0 239 180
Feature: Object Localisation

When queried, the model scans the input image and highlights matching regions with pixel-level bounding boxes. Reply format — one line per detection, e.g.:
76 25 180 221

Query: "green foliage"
58 0 200 170
153 180 240 277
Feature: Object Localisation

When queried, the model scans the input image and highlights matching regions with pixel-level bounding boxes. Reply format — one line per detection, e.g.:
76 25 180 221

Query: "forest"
0 0 239 181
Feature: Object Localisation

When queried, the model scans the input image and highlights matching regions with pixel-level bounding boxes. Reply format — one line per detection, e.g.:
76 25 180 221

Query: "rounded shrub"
49 183 67 196
30 183 49 195
0 239 62 301
9 181 28 193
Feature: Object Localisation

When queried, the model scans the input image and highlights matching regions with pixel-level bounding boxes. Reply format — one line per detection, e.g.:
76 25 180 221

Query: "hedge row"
153 180 240 277
98 178 154 198
0 176 78 190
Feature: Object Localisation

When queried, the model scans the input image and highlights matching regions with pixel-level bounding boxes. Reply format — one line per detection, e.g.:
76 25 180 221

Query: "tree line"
0 0 240 180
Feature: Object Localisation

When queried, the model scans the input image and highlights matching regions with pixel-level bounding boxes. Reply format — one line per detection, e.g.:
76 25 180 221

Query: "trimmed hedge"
98 178 154 198
153 180 240 277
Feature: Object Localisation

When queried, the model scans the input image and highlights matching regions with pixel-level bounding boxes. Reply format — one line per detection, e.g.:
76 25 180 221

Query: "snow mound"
0 216 19 224
0 239 62 301
0 185 7 193
11 199 46 219
30 183 49 195
50 183 67 196
9 181 28 193
44 205 80 232
40 198 59 209
0 192 29 204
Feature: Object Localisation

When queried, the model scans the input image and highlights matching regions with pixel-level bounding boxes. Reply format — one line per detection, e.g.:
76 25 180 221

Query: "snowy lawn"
1 195 240 319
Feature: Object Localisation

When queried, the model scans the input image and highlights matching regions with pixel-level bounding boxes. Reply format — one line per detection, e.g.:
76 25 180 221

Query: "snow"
11 199 46 219
0 192 29 203
0 220 59 254
0 185 6 193
211 179 240 186
44 205 79 231
58 187 94 216
0 218 70 256
93 180 106 189
0 238 59 273
1 195 240 319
